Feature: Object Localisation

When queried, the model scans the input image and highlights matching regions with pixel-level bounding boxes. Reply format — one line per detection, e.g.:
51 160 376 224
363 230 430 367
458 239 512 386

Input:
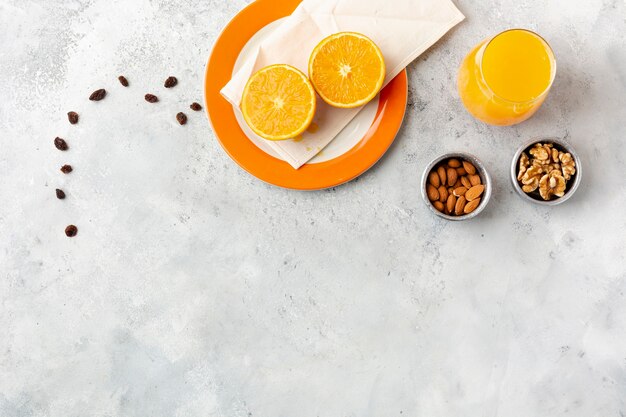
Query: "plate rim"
204 0 408 191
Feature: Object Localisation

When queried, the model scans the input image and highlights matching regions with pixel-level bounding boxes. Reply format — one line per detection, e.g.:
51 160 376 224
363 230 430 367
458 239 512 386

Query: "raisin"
89 89 106 101
118 75 129 87
176 112 187 125
60 164 73 174
56 189 66 199
145 94 158 103
164 76 178 88
65 225 78 237
190 102 202 111
54 137 69 151
67 111 79 124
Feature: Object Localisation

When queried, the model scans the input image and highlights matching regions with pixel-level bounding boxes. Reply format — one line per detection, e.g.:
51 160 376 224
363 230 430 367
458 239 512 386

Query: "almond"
437 166 447 185
446 194 457 214
455 195 467 216
448 158 461 168
453 178 463 189
453 186 467 197
433 201 445 212
447 168 458 187
456 167 467 176
427 184 439 201
461 176 472 189
428 171 440 188
469 174 482 186
463 161 477 175
466 184 485 201
463 198 481 214
438 186 449 203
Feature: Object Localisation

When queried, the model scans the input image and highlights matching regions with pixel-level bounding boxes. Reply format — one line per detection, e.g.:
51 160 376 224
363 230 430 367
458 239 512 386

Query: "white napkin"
221 0 464 169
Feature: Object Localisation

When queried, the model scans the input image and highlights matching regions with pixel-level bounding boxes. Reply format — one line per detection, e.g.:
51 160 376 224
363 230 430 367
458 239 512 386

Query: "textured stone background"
1 0 625 416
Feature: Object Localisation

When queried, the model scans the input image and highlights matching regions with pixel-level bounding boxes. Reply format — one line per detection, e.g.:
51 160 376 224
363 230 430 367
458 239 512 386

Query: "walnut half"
521 165 543 193
529 143 550 163
518 152 530 181
559 152 576 180
539 170 566 200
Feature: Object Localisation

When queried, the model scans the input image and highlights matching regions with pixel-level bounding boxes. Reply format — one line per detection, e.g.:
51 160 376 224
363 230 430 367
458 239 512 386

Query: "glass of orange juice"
458 29 556 126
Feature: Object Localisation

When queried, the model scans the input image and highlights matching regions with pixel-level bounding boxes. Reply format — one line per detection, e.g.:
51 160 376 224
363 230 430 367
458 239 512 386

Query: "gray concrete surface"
1 0 625 416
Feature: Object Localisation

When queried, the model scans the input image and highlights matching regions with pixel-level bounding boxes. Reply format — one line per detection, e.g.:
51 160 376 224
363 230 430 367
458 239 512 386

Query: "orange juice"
458 29 556 126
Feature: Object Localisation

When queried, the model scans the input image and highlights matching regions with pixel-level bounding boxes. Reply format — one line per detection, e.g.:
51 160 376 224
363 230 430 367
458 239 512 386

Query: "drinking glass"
458 29 556 126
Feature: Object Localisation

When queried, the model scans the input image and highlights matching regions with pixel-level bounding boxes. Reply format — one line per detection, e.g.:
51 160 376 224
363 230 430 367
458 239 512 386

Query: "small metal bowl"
421 152 493 221
511 137 582 206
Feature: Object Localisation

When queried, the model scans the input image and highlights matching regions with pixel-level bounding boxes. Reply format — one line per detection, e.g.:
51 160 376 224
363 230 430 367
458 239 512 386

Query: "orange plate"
204 0 408 191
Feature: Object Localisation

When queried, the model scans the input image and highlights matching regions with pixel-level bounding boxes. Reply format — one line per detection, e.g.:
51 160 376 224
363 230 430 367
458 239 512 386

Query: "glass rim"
478 28 557 106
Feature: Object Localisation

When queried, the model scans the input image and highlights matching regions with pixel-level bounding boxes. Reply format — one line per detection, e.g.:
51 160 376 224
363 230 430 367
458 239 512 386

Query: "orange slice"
241 64 316 141
309 32 386 109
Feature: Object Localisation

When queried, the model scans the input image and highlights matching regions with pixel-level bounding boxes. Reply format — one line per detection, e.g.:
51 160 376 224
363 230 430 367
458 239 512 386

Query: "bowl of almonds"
511 138 582 206
421 153 492 221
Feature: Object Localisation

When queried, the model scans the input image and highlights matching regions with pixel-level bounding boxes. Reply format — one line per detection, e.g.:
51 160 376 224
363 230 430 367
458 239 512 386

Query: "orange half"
241 64 316 141
309 32 386 109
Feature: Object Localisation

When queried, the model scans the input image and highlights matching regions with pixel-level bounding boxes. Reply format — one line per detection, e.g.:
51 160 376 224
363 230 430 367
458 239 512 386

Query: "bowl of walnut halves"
511 137 582 206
